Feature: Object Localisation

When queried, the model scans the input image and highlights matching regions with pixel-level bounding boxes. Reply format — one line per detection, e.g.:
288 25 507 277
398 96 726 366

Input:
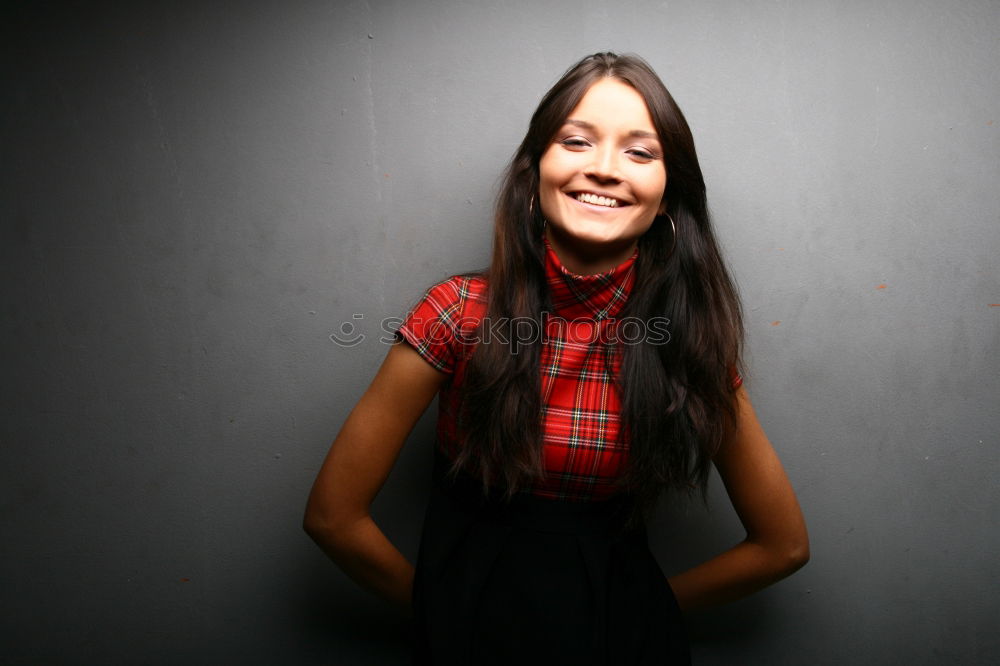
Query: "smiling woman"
540 78 668 274
304 52 809 665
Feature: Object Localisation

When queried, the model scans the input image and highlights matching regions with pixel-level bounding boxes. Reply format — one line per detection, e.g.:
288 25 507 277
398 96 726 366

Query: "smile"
572 192 623 208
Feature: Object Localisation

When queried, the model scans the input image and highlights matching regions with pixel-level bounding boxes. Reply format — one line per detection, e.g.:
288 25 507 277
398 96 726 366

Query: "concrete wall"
3 1 997 663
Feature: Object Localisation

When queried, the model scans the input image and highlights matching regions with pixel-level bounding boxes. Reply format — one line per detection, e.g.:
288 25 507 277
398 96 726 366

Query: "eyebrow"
564 118 660 141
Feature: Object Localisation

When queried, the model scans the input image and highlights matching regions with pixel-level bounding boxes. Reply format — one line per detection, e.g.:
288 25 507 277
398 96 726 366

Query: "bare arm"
303 342 446 610
667 386 810 612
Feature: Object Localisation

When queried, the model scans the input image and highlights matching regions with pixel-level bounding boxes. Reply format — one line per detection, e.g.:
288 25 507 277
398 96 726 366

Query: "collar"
543 237 638 321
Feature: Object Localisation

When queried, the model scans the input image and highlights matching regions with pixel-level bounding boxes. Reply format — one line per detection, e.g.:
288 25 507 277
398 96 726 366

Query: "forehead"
564 78 657 134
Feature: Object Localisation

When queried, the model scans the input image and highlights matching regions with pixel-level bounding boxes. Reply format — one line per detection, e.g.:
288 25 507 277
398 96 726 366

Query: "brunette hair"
453 52 744 516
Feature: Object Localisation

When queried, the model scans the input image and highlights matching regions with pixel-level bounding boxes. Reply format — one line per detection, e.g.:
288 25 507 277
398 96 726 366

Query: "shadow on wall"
294 569 412 663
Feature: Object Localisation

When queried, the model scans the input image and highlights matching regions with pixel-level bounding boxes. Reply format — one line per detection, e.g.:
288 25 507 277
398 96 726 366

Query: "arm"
303 341 446 610
667 386 810 612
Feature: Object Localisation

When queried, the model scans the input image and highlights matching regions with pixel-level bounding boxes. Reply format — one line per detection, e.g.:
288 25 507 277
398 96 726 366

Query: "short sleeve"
395 277 472 374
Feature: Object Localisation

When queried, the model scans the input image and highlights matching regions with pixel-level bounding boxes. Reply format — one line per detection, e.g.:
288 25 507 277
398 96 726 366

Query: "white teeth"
575 192 619 208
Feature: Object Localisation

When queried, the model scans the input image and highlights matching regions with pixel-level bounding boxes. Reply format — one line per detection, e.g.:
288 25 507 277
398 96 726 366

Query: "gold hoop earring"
664 213 677 257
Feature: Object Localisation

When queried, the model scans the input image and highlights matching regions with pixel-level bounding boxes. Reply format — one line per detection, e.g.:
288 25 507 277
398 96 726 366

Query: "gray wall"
3 1 997 663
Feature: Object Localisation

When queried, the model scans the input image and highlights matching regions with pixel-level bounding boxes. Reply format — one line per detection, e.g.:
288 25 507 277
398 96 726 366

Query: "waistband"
430 449 638 536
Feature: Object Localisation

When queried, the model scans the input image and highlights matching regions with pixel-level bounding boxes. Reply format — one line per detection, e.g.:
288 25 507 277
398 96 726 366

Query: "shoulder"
409 274 487 322
421 274 487 306
395 274 487 374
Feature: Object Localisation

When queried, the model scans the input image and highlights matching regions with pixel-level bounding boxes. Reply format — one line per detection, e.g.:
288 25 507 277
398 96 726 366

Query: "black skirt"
412 452 690 665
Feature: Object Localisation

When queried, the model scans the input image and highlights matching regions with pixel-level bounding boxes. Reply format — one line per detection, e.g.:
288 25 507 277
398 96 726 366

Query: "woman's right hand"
303 341 446 609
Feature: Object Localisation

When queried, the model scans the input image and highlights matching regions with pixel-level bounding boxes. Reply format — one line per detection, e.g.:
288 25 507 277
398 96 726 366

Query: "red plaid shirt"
397 239 741 501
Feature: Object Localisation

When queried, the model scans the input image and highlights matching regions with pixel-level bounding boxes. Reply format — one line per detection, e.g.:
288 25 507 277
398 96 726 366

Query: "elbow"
303 511 348 555
754 532 810 579
303 499 367 554
781 531 810 575
302 508 326 541
303 502 344 547
786 539 810 573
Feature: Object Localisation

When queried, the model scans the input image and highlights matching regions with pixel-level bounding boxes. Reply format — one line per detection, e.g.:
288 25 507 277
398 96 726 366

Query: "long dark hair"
452 52 744 516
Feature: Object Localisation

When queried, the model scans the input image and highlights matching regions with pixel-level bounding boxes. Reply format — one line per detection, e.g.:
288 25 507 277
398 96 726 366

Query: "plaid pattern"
397 239 740 501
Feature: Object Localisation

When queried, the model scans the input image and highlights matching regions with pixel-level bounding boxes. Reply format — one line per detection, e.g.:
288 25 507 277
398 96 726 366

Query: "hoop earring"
664 213 677 257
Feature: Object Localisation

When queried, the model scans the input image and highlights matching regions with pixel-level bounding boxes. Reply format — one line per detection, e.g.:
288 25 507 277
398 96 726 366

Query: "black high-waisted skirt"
411 452 690 665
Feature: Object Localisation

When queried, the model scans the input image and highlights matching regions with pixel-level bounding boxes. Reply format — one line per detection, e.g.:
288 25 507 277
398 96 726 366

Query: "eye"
558 137 591 149
627 147 658 161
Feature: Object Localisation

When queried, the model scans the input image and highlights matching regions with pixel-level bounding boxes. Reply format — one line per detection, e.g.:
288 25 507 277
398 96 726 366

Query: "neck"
544 227 638 275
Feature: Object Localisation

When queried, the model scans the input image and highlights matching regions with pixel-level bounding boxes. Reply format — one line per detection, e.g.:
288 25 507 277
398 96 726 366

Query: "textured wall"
3 1 997 663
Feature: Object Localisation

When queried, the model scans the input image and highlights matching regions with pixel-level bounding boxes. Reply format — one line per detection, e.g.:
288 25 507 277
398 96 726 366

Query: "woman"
305 52 809 665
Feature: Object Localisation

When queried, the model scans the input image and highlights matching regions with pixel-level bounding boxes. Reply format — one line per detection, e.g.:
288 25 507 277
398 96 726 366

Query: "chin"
562 224 643 248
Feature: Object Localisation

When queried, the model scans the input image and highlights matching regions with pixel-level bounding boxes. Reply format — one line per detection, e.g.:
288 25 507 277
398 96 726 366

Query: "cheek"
538 151 561 187
538 188 561 222
641 171 668 209
537 153 565 210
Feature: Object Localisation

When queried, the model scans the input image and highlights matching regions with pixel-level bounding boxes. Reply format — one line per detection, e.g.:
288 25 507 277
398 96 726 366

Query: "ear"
657 199 668 216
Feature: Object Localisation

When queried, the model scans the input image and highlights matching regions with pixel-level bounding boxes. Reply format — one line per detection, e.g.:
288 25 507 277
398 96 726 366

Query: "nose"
583 144 622 182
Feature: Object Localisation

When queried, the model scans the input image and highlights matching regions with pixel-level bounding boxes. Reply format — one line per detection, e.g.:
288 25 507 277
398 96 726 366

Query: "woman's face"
538 77 667 275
